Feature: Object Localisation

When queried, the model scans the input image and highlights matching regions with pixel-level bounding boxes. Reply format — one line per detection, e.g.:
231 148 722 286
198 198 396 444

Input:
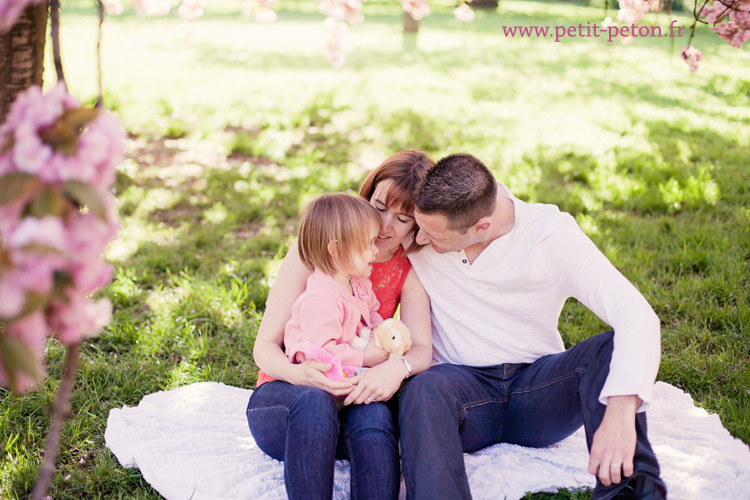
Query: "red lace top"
256 246 412 386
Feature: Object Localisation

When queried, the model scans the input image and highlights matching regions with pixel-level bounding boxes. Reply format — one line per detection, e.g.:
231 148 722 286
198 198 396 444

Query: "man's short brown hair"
415 153 497 233
297 193 381 274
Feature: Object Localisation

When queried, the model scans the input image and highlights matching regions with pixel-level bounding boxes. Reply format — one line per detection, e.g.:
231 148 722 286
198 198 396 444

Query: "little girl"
283 193 384 381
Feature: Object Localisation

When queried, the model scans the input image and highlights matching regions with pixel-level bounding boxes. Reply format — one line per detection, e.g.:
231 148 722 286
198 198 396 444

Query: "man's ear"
473 218 491 235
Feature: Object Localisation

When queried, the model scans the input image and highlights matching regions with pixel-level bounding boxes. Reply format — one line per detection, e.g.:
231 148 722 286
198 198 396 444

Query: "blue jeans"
247 381 400 500
398 332 666 500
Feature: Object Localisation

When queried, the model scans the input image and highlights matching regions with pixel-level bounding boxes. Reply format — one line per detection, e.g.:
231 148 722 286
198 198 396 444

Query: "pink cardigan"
283 269 383 368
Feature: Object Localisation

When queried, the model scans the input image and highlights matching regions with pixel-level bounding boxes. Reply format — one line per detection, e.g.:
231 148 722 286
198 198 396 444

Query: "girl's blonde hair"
297 193 381 275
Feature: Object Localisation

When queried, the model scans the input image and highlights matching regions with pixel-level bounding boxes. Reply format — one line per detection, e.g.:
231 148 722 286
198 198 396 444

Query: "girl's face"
347 223 380 279
369 179 417 259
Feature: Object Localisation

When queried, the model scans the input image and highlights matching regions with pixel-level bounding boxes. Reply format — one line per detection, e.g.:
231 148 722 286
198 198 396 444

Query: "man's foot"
612 475 666 500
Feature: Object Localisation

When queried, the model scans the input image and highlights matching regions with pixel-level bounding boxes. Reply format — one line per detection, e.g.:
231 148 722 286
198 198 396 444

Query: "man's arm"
542 216 661 484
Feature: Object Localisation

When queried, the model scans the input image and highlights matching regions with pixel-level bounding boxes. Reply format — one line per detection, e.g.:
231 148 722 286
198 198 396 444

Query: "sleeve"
542 217 661 411
366 279 384 327
295 295 365 367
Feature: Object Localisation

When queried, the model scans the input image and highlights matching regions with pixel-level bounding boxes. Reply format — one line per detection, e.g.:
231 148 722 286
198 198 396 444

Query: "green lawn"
1 0 749 498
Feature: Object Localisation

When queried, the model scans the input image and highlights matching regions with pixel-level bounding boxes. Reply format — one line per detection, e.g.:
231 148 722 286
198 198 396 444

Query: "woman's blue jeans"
398 332 666 500
247 381 400 500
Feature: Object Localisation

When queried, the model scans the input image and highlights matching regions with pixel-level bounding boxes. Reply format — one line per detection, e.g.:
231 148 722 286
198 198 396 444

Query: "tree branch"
29 342 81 500
49 0 66 86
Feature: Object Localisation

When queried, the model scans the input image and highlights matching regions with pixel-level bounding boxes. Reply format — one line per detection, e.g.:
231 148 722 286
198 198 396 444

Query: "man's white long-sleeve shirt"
408 184 661 410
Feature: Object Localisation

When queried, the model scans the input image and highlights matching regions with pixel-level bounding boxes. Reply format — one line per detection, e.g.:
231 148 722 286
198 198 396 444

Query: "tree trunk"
403 11 419 33
471 0 499 9
0 2 48 124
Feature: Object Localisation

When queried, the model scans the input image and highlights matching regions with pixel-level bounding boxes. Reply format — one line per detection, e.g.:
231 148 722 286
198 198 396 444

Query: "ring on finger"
366 396 374 403
610 464 621 468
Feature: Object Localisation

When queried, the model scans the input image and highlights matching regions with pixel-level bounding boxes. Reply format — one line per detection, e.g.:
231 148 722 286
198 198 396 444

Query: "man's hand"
588 395 640 486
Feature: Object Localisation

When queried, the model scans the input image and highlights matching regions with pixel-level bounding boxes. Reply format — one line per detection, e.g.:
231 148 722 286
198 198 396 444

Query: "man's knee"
400 365 462 419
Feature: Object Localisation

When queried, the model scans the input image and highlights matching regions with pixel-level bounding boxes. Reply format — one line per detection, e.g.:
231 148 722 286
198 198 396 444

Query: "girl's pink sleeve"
297 295 365 367
366 280 384 327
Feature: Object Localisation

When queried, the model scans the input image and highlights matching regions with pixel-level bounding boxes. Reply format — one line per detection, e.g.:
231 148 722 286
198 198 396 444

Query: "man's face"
414 211 475 254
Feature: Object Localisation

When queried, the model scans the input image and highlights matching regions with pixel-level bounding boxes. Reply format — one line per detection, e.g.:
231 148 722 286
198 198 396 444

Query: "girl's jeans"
398 332 666 500
247 380 400 500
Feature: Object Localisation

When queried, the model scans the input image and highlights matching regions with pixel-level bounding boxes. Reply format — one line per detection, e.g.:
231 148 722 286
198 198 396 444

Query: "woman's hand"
286 360 355 397
343 357 409 406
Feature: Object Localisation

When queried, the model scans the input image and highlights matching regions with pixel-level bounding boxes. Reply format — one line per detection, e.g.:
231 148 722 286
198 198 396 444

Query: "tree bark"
403 11 420 33
471 0 499 9
0 2 48 124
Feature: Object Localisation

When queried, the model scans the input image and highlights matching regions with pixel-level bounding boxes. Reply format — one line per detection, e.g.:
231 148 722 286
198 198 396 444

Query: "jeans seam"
346 438 358 500
458 397 506 418
246 404 287 416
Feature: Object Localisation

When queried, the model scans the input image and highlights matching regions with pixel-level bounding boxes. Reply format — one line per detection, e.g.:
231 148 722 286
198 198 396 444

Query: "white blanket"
104 381 750 500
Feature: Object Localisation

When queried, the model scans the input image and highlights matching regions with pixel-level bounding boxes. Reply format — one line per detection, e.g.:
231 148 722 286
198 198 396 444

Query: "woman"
247 150 434 500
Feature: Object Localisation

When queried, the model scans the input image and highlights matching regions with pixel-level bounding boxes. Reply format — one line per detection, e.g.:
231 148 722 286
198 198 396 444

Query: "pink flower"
453 3 475 23
9 216 66 252
103 0 123 16
178 0 204 21
0 0 43 34
402 0 430 21
254 8 278 23
48 295 112 344
0 276 27 319
318 0 364 24
133 0 171 16
617 0 658 26
0 311 47 392
680 45 703 72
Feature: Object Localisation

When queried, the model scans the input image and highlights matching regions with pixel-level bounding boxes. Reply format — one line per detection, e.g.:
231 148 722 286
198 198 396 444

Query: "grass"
1 0 749 498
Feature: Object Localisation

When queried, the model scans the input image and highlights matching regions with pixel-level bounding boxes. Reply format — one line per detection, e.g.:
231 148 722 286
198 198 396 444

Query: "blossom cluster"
0 84 123 392
317 0 365 68
0 0 43 34
402 0 430 22
680 45 703 72
701 0 750 48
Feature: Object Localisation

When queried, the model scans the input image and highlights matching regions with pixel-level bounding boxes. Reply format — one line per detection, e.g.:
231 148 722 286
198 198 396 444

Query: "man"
400 154 666 500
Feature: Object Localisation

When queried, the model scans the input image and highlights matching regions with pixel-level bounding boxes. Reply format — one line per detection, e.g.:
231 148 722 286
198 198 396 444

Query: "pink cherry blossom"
0 311 47 391
1 84 121 390
48 295 113 345
402 0 430 22
133 0 171 16
616 0 659 26
178 0 205 21
0 276 26 319
680 45 703 72
0 0 43 34
453 3 475 23
103 0 124 16
9 216 66 252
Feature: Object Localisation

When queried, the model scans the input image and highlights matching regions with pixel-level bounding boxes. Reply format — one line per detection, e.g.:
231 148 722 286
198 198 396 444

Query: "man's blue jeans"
247 380 400 500
398 332 665 500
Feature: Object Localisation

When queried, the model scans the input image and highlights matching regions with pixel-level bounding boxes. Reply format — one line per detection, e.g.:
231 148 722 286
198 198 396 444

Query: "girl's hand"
343 357 409 406
362 334 388 367
287 360 354 397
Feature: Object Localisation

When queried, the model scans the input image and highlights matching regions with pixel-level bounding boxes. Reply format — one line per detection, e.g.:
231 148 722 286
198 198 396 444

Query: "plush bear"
373 318 411 357
351 318 411 357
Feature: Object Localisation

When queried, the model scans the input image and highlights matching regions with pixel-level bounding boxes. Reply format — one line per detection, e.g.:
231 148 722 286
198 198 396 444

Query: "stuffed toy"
373 318 412 357
352 318 411 357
